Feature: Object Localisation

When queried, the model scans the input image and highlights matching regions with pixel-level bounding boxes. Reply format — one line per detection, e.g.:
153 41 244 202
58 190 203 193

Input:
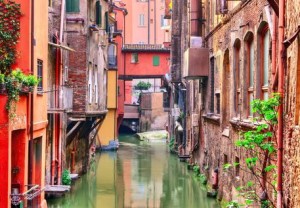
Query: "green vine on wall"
0 2 40 119
0 0 21 74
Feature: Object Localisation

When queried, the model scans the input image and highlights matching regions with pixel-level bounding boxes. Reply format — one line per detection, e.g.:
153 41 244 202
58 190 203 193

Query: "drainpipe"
148 0 150 44
154 0 156 44
277 0 285 207
271 11 277 80
56 0 65 185
29 0 35 186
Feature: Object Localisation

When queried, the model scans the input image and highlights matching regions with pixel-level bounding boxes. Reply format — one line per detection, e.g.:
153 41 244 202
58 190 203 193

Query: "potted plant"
23 75 39 92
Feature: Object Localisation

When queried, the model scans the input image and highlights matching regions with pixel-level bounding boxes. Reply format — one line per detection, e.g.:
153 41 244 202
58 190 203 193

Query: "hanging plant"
4 69 40 118
0 0 21 74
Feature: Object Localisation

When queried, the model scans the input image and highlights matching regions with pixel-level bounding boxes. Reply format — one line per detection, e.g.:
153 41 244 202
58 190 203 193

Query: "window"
108 44 117 68
131 53 139 63
88 63 93 104
96 1 102 26
161 15 167 27
139 14 145 26
216 93 220 114
262 29 270 100
233 39 241 116
235 157 240 177
37 60 43 92
94 67 98 104
153 56 160 66
209 57 215 113
245 32 254 117
66 0 79 13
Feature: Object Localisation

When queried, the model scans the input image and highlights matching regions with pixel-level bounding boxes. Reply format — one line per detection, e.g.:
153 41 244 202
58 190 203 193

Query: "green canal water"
47 134 219 208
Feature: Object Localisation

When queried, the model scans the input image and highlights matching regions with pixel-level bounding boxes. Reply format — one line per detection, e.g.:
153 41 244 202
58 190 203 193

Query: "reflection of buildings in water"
122 144 166 208
96 153 119 208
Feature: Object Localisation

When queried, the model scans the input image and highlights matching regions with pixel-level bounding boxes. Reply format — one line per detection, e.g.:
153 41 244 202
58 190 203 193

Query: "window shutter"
105 12 109 33
96 1 102 26
66 0 79 12
153 56 159 66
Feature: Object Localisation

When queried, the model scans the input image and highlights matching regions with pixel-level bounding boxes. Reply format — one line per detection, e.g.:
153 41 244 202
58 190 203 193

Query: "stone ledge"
202 114 220 125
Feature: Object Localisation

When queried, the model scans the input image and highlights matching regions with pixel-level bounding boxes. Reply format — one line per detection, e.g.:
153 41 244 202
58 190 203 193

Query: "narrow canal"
47 134 219 208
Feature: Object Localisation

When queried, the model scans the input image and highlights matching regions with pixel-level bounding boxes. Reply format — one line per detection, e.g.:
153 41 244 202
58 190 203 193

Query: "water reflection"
47 134 219 208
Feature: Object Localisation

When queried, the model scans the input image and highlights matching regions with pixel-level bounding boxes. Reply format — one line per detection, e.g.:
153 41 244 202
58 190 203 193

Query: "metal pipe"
154 0 156 44
60 0 65 43
277 0 285 207
271 11 277 79
148 0 150 44
29 0 35 187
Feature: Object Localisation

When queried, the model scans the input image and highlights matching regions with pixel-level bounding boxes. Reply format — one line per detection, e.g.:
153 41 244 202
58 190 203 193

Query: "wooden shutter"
96 1 102 26
66 0 79 12
153 56 160 66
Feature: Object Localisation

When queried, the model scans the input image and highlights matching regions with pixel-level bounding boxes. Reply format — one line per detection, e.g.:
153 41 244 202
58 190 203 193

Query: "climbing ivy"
0 0 21 74
225 94 280 208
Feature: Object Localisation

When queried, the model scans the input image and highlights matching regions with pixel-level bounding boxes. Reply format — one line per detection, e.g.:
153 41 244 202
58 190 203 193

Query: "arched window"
244 32 254 117
257 22 270 100
233 39 241 117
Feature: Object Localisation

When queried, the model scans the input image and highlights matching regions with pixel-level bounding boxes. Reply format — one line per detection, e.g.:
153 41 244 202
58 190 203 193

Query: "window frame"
37 59 43 92
244 32 254 117
260 27 270 100
139 14 145 26
233 39 241 117
131 53 139 63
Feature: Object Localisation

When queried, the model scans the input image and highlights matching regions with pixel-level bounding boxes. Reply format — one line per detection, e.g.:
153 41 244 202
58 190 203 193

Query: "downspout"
148 0 150 44
277 0 285 207
154 0 156 44
29 0 35 186
271 11 277 81
57 0 65 185
123 11 126 102
53 33 60 184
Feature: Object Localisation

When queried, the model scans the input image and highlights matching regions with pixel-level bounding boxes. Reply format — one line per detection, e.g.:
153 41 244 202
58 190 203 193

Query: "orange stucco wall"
0 0 48 207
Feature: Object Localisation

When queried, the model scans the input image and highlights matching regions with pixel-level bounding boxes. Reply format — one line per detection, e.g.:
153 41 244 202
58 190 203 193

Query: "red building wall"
124 52 169 76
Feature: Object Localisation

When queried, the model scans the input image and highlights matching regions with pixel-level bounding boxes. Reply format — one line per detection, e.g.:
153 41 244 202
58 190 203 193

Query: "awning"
48 42 76 52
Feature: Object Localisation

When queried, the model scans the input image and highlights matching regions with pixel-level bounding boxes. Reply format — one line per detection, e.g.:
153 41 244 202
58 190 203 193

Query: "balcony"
183 48 209 79
47 86 73 114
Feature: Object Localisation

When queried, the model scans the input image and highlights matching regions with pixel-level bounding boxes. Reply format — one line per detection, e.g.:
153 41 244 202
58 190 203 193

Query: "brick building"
167 0 300 207
47 0 110 184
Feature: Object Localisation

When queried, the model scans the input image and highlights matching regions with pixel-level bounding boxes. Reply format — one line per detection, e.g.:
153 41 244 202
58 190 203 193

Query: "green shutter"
96 1 102 26
66 0 79 13
153 56 159 66
105 12 109 32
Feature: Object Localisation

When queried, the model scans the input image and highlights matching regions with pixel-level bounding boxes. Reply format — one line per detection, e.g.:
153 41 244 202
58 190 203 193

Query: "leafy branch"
225 94 280 207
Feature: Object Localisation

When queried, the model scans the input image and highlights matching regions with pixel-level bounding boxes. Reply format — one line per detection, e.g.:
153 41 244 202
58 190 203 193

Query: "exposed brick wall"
67 34 87 113
283 1 300 207
195 0 276 204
